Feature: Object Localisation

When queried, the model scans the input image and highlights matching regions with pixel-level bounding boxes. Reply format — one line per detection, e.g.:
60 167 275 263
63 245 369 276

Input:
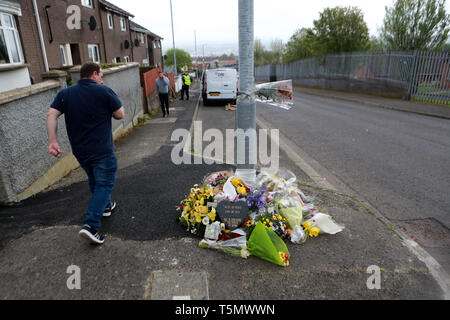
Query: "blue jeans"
78 153 118 231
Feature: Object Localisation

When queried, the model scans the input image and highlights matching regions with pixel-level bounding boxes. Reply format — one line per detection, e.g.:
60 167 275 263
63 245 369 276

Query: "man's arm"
113 106 125 120
46 108 63 158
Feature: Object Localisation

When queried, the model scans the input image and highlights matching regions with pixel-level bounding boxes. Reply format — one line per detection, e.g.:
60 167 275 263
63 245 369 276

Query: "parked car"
201 68 238 106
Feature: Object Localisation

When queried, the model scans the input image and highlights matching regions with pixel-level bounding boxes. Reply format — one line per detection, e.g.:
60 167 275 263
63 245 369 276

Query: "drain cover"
146 271 209 300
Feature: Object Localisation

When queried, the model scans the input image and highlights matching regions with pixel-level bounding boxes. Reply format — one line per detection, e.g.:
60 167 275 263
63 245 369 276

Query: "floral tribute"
176 169 345 267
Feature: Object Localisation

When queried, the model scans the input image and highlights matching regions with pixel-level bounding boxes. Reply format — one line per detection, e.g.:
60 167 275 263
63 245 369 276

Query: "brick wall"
15 0 46 83
100 10 133 63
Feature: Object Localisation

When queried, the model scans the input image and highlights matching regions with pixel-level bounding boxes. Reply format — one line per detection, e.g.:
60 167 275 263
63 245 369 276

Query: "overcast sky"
111 0 449 56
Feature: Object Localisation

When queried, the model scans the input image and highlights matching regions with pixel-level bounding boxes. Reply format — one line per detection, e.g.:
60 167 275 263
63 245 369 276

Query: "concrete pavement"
0 83 448 300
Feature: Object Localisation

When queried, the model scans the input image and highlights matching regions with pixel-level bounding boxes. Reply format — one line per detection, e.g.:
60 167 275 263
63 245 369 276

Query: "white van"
201 68 238 105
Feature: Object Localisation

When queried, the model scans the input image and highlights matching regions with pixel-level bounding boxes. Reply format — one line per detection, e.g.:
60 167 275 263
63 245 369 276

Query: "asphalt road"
256 90 450 271
0 88 446 300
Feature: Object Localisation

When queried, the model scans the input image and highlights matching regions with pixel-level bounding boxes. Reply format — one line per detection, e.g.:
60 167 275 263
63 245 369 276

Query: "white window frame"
88 44 100 64
120 17 126 32
124 56 130 63
157 40 161 48
107 13 114 29
153 41 157 49
60 44 73 66
140 33 145 44
0 12 24 66
81 0 93 8
60 45 66 66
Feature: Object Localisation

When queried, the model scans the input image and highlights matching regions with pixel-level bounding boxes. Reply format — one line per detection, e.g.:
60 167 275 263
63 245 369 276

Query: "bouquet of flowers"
176 184 217 237
176 170 345 267
203 171 233 193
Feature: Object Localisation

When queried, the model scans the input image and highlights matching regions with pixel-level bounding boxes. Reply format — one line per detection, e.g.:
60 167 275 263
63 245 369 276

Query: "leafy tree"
164 48 193 71
254 38 286 66
254 38 267 66
369 36 385 52
283 28 321 63
267 38 284 65
313 6 371 54
282 6 370 63
381 0 449 50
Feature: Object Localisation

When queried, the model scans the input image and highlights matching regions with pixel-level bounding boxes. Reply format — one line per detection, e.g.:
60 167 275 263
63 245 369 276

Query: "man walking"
155 71 170 117
46 62 125 245
180 72 191 100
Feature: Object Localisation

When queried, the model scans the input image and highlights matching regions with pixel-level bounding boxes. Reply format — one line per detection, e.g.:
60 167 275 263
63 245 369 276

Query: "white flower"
240 248 250 259
202 216 210 226
220 223 226 231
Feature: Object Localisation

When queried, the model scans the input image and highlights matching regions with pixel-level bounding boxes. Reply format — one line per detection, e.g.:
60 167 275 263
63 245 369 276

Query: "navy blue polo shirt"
50 79 123 161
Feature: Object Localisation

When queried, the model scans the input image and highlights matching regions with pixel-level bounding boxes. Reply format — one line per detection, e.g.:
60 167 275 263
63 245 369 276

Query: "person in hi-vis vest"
180 73 192 100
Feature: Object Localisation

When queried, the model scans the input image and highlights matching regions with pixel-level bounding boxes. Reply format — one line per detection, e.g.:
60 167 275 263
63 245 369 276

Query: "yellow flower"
198 206 208 215
184 205 191 212
303 221 312 231
208 211 216 222
195 215 202 223
309 227 320 237
278 215 283 221
231 178 244 187
237 186 247 195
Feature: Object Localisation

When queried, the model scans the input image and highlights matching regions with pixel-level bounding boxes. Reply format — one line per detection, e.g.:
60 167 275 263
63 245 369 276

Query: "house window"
0 12 23 65
60 44 73 66
81 0 93 8
120 17 126 32
140 33 145 44
157 40 161 48
153 41 156 49
124 56 130 63
107 14 114 29
88 44 100 64
60 45 66 66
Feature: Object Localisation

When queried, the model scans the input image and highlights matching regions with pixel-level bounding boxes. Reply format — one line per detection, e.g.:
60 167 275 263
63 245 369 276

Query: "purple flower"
247 185 268 210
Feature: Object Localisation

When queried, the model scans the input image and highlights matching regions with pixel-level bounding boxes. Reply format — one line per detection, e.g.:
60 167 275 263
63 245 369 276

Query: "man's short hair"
80 62 101 78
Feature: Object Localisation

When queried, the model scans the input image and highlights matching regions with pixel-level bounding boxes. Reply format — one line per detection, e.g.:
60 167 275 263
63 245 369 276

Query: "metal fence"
408 51 450 105
255 51 450 105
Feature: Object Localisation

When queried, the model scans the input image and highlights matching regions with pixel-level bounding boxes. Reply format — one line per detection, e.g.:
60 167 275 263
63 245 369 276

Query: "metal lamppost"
169 0 177 76
236 0 256 186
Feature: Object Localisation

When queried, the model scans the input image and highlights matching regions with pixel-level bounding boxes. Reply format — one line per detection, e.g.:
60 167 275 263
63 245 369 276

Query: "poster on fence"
255 80 294 110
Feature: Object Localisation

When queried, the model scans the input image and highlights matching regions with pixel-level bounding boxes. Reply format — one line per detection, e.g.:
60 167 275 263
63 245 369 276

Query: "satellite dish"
88 16 97 30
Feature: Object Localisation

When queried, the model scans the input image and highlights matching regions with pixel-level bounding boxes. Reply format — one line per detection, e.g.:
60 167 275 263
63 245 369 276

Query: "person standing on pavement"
155 71 170 117
180 72 191 100
46 62 125 245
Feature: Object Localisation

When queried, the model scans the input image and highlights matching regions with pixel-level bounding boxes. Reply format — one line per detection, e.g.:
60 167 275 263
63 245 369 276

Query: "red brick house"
0 0 163 92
